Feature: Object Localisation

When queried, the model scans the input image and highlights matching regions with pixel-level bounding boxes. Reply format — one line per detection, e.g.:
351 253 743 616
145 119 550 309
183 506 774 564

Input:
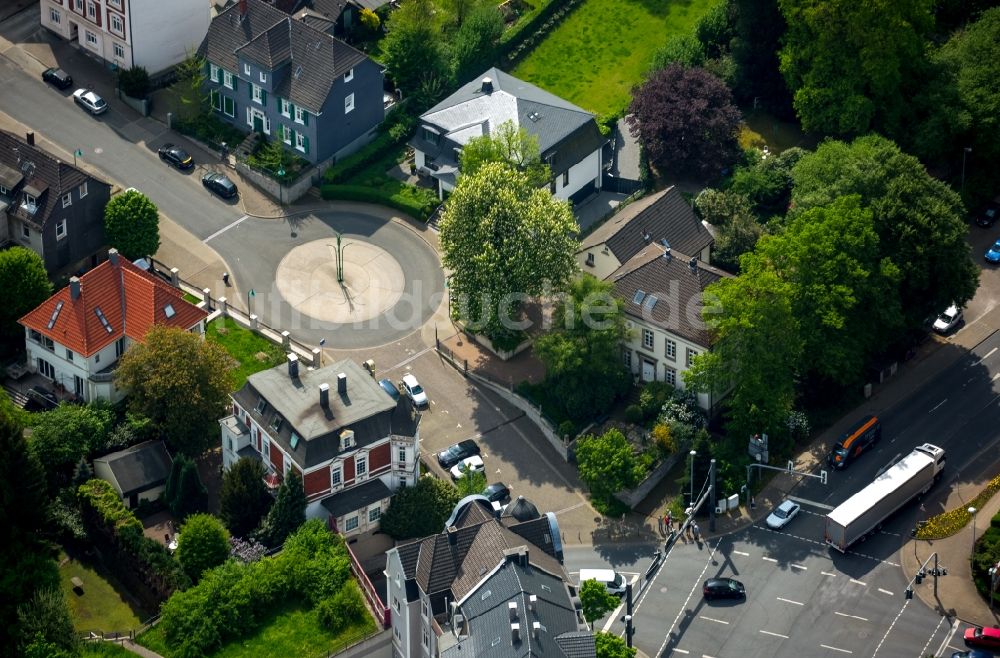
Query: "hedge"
916 472 1000 540
78 479 143 534
320 184 438 221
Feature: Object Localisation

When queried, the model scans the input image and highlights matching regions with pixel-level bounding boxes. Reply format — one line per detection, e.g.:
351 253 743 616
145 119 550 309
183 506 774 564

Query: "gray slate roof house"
278 0 392 38
386 497 592 658
410 67 608 203
93 441 173 510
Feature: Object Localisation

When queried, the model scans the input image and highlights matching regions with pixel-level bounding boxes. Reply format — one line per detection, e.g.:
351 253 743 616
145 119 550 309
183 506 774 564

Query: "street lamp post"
277 165 285 206
689 450 697 507
961 147 972 195
247 288 255 316
970 506 978 555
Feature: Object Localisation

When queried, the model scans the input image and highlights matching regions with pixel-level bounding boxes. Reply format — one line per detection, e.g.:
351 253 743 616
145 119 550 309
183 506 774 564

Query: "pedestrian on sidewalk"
693 522 700 541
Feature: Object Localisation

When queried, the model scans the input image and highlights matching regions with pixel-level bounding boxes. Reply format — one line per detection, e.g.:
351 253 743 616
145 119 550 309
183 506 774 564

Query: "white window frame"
623 348 632 368
85 30 97 46
344 68 354 82
421 598 429 618
210 63 220 83
21 224 30 239
281 124 291 145
251 83 263 104
56 219 67 240
243 63 251 76
259 71 267 83
74 0 82 11
62 193 72 208
108 0 122 8
356 454 367 478
113 42 124 59
344 515 359 532
295 131 306 153
86 1 96 19
294 106 306 124
368 506 380 523
280 99 291 118
79 182 88 197
686 348 698 368
223 70 234 89
22 192 37 209
50 7 60 24
331 464 342 488
642 328 654 350
344 93 355 114
665 338 677 360
246 107 253 127
223 96 235 118
66 348 74 362
664 366 676 386
110 13 123 35
0 185 8 196
398 447 406 464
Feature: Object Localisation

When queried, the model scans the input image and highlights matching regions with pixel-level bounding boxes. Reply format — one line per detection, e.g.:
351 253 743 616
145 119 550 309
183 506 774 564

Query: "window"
243 63 251 75
113 42 124 59
0 185 7 196
295 131 308 154
211 90 221 111
344 516 359 532
331 464 342 488
37 358 55 380
294 106 306 124
74 0 82 10
223 70 234 89
398 447 406 464
642 329 654 350
356 455 367 477
421 598 429 618
110 13 123 35
686 348 698 368
423 128 439 145
22 192 37 210
85 30 97 46
66 348 74 362
210 63 220 82
281 125 291 145
394 598 401 613
585 252 594 267
562 170 569 186
223 96 234 117
422 629 429 649
108 0 122 8
622 348 632 368
549 180 556 194
664 366 676 386
344 68 354 82
344 93 354 113
665 338 676 361
74 375 84 397
280 99 291 117
115 337 126 358
21 224 30 239
368 506 381 523
259 71 267 83
79 182 88 197
50 8 60 23
62 193 72 208
251 84 263 104
86 1 95 19
56 219 67 239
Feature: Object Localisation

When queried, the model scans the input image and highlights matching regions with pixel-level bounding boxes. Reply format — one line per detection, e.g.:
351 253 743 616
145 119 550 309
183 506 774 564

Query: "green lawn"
183 292 202 305
81 643 138 657
206 317 285 389
511 0 715 116
58 552 142 636
138 598 377 658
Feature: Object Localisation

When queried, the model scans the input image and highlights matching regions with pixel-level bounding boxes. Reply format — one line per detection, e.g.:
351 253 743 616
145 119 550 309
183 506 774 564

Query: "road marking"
734 550 750 556
821 571 837 577
381 345 436 374
762 556 778 563
849 578 867 586
976 347 998 364
920 616 948 658
777 597 803 606
790 563 807 570
786 495 835 511
202 214 249 243
647 540 721 658
699 615 729 625
935 619 962 658
552 501 588 515
993 372 1000 381
671 651 689 655
929 399 947 413
756 527 900 567
877 587 894 596
870 598 909 657
702 655 715 658
820 644 853 654
760 630 789 639
834 612 869 622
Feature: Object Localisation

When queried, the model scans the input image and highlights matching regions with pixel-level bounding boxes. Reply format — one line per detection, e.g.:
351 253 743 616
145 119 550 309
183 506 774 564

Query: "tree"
453 467 487 498
256 470 306 547
728 0 792 114
167 454 207 519
580 579 618 628
729 147 806 219
115 325 235 455
172 54 209 122
380 477 461 540
220 457 273 538
595 631 637 658
176 513 230 582
450 3 504 83
535 276 631 422
650 33 705 71
382 0 451 96
0 246 52 348
16 588 76 657
118 66 150 98
777 0 933 135
627 64 742 178
575 429 640 503
714 211 765 272
459 120 550 187
104 188 160 260
28 402 114 492
439 162 579 346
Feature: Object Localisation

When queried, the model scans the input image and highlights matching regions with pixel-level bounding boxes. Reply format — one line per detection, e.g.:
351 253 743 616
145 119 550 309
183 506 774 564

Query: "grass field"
511 0 715 116
59 552 143 636
81 643 136 657
206 317 285 389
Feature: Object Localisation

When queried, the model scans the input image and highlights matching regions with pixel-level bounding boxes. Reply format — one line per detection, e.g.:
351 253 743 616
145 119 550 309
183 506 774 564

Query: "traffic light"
905 588 913 600
915 571 924 584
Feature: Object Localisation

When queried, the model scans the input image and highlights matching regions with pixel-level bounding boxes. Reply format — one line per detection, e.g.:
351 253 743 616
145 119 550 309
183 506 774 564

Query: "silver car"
765 499 800 529
73 88 108 115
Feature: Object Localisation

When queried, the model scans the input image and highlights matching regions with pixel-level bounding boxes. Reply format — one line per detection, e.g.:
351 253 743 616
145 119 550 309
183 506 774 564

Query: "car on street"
450 455 485 480
42 67 73 89
703 577 745 601
73 88 107 115
378 378 400 401
933 304 963 334
158 143 195 170
401 373 427 407
482 482 510 503
965 626 1000 652
201 172 238 199
437 439 481 469
986 239 1000 264
976 202 999 228
765 499 801 529
951 651 996 658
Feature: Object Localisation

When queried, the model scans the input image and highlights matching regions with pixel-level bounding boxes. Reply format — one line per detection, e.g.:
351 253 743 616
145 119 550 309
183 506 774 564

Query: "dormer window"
21 192 38 212
0 184 8 196
344 68 354 82
423 127 439 145
243 63 251 76
259 71 267 83
255 397 268 415
270 415 284 432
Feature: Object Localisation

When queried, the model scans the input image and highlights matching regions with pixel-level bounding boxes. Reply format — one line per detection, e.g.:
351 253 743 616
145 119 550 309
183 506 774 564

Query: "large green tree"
777 0 933 135
0 246 52 349
575 429 640 504
167 454 207 519
535 276 631 422
115 325 235 455
595 631 636 658
453 467 487 498
257 470 306 548
28 402 114 492
104 188 161 260
172 54 209 122
176 513 231 582
382 0 451 98
220 457 273 538
580 579 619 629
380 476 460 540
450 3 504 83
16 588 77 658
439 162 579 347
459 120 550 188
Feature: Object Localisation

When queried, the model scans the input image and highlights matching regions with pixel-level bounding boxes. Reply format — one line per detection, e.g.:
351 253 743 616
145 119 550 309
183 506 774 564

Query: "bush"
320 183 437 221
118 66 150 98
78 479 143 534
316 582 367 633
323 109 416 184
559 420 576 439
658 389 707 429
624 404 643 424
174 114 246 151
639 382 674 420
651 423 676 455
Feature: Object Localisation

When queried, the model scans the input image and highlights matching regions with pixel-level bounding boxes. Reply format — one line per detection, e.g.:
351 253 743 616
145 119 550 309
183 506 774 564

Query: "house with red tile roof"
19 248 208 403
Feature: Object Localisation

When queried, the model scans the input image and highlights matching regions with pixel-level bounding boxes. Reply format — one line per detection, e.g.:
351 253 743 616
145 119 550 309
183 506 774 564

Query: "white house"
40 0 210 75
409 67 608 202
18 249 208 403
93 440 173 509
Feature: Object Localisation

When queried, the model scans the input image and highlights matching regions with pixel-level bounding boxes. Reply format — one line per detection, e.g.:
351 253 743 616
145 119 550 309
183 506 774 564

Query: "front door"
252 111 264 133
641 360 655 382
69 22 78 40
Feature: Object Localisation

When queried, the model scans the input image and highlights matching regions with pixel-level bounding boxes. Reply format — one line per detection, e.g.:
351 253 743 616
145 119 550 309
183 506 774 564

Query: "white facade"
385 549 421 658
622 317 714 411
24 328 129 403
41 0 210 74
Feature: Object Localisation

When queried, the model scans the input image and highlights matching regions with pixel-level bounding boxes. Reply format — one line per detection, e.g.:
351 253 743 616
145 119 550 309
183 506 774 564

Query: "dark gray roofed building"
280 0 393 38
93 441 173 510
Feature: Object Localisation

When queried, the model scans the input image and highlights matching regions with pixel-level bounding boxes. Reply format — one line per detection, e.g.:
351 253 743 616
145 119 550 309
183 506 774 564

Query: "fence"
345 540 390 629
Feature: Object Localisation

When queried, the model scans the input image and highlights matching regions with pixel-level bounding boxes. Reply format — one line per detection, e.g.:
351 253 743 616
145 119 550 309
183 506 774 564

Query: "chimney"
447 525 458 545
337 372 347 394
319 382 330 407
689 257 698 274
481 77 493 93
642 230 651 243
238 0 247 15
528 594 537 612
26 132 34 146
108 248 120 266
69 276 81 301
510 623 520 644
508 601 518 621
287 353 299 378
532 621 541 638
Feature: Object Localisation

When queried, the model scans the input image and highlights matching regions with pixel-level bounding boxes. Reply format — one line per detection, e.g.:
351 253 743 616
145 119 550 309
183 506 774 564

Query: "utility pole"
709 459 717 532
623 582 635 648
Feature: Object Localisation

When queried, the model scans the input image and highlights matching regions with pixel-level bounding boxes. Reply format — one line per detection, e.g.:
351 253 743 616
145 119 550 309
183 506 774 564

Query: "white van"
579 568 627 596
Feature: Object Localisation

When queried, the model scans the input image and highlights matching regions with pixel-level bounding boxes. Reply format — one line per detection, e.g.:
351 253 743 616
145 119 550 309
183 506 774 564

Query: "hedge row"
320 184 438 221
78 479 143 534
916 472 1000 539
323 109 417 184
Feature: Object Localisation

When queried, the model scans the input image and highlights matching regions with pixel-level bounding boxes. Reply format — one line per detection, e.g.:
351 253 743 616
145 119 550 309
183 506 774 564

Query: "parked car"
827 415 881 470
401 373 427 407
765 499 801 529
965 627 1000 652
986 239 1000 264
42 67 73 89
158 143 194 170
976 202 999 228
202 172 238 199
952 651 996 658
25 386 59 412
378 378 400 401
933 304 964 334
703 578 745 601
579 568 627 596
73 88 107 115
450 455 485 480
437 439 481 469
482 482 510 503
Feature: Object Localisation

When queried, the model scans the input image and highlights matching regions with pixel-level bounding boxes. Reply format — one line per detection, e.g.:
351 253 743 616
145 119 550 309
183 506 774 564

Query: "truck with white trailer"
825 443 946 552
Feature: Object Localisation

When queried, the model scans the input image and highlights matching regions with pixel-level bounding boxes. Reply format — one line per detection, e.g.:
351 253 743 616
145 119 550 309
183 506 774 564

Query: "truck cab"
913 443 946 478
827 415 881 470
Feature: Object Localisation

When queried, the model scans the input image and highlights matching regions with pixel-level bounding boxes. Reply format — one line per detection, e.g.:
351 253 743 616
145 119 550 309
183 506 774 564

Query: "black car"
42 67 73 89
703 578 745 600
952 652 996 658
482 482 510 503
158 143 194 170
201 172 238 199
976 202 999 228
437 439 481 469
25 386 59 412
378 378 400 401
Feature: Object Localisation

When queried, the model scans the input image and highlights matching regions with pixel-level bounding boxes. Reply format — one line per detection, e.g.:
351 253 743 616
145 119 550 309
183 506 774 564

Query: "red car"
964 626 1000 651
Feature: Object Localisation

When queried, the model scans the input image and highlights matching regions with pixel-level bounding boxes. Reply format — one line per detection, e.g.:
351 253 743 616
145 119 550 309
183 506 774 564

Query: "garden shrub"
118 66 150 98
624 404 643 424
320 184 437 221
639 381 674 420
658 389 708 429
78 479 143 534
317 582 367 633
651 423 676 455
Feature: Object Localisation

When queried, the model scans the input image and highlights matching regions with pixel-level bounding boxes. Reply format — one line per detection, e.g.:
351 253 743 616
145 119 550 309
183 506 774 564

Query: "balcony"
88 362 118 383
